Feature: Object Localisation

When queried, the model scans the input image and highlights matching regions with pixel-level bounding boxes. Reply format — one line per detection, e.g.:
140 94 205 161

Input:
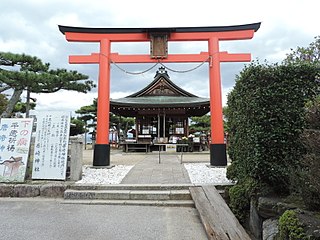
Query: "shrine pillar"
208 37 227 166
93 38 111 166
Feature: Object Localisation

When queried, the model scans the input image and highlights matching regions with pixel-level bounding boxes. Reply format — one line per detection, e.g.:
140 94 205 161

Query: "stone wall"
0 183 68 198
249 197 320 240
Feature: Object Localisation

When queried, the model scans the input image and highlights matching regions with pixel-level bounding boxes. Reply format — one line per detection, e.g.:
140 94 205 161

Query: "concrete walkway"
121 154 191 184
0 198 208 240
0 148 210 240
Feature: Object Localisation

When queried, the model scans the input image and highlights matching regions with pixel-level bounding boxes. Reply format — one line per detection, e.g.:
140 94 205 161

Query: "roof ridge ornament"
158 66 166 74
154 67 169 78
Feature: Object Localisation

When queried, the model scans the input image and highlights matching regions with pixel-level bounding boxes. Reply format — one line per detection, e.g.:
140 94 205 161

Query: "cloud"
29 90 97 116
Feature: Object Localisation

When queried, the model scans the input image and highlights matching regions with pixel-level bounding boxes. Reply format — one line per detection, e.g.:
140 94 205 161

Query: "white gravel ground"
76 165 133 185
184 163 233 185
75 163 233 185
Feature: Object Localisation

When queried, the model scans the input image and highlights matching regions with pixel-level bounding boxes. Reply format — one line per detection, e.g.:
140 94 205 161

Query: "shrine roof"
127 68 197 98
111 96 210 107
110 67 210 115
59 22 261 34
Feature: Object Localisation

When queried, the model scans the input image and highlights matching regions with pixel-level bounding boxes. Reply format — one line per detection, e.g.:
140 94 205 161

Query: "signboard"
175 128 184 134
0 118 34 182
32 112 70 180
166 144 177 153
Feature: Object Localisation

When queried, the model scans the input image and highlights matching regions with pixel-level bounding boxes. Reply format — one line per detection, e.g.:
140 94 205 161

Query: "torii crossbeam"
59 23 260 167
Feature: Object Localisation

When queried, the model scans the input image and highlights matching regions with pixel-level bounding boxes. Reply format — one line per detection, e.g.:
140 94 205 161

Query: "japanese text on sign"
0 118 33 182
32 112 70 180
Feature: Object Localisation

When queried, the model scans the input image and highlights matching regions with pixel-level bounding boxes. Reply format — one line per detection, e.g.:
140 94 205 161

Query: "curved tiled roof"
110 68 210 117
110 67 209 107
111 96 209 107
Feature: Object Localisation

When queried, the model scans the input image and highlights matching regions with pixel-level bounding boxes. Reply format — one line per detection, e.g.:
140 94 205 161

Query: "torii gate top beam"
58 23 261 42
59 23 260 35
59 23 261 64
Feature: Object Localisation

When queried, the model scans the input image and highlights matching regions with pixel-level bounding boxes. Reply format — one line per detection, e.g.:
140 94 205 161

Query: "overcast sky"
1 0 319 115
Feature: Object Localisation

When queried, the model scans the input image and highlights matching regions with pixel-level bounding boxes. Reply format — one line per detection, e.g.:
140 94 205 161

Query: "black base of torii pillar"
93 144 110 166
210 144 227 166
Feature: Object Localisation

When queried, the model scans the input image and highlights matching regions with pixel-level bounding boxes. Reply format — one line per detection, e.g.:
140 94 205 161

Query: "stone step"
61 199 195 207
67 184 193 191
64 189 192 201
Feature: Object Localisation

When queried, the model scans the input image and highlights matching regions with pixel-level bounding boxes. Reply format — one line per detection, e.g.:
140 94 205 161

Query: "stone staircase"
63 184 194 207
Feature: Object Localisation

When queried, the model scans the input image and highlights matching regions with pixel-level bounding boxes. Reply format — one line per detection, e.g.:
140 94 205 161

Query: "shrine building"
110 67 210 151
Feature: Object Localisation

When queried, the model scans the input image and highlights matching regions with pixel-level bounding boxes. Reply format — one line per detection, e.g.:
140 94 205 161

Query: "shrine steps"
62 184 195 207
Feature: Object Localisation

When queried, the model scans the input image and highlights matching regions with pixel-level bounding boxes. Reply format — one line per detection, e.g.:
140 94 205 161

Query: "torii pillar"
59 23 260 167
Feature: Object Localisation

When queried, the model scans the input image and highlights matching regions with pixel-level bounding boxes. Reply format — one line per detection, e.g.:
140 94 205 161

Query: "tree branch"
1 88 23 118
0 85 11 93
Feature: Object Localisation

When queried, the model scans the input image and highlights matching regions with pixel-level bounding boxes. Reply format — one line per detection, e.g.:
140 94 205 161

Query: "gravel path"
79 149 232 185
184 163 233 185
76 162 232 185
76 165 133 184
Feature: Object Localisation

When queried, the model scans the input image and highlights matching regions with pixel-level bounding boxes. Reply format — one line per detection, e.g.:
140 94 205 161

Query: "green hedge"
300 97 320 210
226 62 319 194
228 178 264 224
277 210 307 240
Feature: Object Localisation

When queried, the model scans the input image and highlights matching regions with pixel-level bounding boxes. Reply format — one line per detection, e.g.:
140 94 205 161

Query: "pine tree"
0 52 95 117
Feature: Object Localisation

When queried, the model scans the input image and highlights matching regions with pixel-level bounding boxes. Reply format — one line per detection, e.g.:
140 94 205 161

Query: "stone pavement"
121 154 191 184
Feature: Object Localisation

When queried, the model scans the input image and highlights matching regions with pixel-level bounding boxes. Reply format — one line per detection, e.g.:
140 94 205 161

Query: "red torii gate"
59 23 260 167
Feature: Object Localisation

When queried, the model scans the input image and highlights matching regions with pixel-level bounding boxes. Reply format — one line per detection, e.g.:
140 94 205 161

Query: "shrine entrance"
59 23 260 167
110 67 210 152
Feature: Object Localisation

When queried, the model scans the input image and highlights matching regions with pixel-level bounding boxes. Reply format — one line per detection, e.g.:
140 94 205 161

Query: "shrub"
277 210 307 240
305 96 320 130
299 97 320 210
229 183 250 224
301 153 320 211
228 178 264 224
226 62 319 194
